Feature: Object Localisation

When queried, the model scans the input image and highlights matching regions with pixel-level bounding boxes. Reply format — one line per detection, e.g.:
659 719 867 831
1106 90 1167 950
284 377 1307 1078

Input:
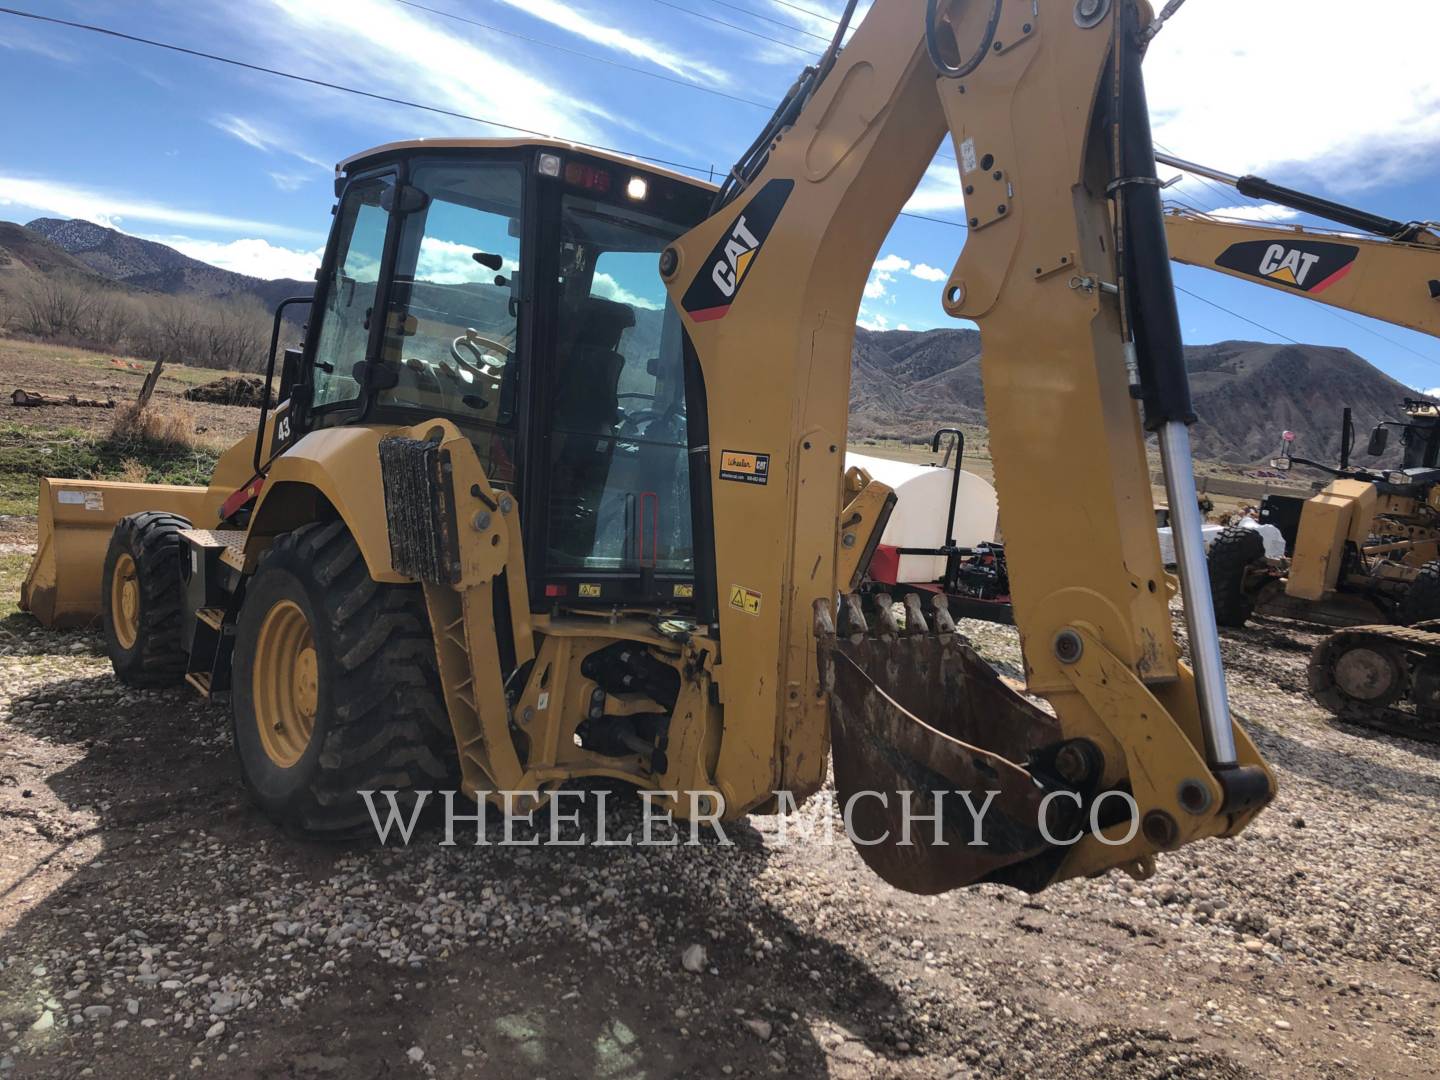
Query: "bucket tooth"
872 592 900 638
838 592 869 639
902 593 929 634
930 592 958 636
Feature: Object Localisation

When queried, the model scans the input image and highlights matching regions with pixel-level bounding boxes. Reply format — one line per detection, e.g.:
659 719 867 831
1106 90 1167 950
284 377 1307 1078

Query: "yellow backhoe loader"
20 0 1273 893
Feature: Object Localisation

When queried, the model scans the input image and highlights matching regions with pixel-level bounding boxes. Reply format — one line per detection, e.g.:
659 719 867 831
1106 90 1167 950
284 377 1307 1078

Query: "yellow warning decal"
673 583 695 598
728 584 762 615
579 583 602 598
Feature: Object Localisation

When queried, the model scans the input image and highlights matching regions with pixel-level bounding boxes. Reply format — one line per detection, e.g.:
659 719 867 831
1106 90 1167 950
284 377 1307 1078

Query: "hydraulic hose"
925 0 1003 80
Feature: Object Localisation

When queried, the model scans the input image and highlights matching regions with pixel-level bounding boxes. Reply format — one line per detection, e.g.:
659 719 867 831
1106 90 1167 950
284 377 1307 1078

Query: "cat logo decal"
1214 238 1359 294
681 179 793 322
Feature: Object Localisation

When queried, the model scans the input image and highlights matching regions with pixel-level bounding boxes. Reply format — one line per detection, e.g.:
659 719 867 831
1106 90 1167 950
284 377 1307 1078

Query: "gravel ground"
1 539 1437 1078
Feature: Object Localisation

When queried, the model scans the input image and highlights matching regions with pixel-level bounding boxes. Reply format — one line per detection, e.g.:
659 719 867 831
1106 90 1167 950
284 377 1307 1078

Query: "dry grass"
108 401 203 451
115 458 150 484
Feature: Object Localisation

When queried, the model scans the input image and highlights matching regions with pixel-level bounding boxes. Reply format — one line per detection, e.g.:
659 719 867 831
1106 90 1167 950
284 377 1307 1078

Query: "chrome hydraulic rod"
1158 421 1238 767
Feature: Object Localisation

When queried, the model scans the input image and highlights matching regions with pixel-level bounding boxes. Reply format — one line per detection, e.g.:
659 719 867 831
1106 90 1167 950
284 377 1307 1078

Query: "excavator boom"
1164 208 1440 338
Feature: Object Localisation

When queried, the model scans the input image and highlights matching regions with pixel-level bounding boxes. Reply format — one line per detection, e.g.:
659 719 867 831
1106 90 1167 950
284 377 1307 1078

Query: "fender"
245 426 409 583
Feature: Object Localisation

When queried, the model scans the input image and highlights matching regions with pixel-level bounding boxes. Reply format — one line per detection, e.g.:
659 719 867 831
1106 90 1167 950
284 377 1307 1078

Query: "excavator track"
1308 624 1440 744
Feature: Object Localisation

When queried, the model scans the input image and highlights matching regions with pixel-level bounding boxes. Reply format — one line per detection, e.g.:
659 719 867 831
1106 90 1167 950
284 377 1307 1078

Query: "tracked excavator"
19 0 1273 893
1154 159 1440 736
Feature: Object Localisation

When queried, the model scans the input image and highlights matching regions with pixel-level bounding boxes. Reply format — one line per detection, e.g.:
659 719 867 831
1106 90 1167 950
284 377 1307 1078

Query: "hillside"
850 329 1420 465
25 217 310 311
0 221 104 279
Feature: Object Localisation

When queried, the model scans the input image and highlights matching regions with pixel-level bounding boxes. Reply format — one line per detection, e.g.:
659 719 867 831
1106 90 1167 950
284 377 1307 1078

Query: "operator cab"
274 139 714 612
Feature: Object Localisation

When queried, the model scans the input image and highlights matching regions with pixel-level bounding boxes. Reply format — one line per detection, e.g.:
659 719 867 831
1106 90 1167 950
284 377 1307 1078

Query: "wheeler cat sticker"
681 179 793 322
1214 238 1359 294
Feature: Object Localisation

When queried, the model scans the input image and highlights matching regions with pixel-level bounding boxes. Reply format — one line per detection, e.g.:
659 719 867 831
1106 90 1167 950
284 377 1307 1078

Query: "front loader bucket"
20 478 210 628
818 592 1086 895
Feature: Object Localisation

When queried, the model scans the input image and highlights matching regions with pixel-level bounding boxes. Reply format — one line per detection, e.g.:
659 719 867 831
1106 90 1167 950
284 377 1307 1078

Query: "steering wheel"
450 328 511 375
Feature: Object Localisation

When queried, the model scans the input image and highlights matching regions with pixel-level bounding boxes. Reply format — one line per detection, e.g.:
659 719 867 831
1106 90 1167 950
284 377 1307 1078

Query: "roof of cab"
336 138 716 192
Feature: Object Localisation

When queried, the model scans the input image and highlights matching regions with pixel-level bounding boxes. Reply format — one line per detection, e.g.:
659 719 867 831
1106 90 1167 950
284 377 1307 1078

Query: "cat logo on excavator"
1214 237 1359 294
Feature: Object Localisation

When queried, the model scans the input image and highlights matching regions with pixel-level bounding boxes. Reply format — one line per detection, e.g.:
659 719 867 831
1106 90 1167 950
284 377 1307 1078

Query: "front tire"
1398 559 1440 626
231 520 457 834
102 511 191 687
1207 525 1266 628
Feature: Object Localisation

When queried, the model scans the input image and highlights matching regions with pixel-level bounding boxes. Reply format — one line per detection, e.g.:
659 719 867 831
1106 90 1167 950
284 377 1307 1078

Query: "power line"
695 0 834 42
1180 282 1440 372
769 0 843 24
393 0 776 110
1173 285 1304 346
0 6 971 230
647 0 818 55
0 6 704 174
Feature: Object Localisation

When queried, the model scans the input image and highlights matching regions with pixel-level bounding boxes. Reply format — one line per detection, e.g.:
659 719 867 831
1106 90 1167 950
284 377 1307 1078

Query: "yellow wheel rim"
253 599 319 768
111 552 140 650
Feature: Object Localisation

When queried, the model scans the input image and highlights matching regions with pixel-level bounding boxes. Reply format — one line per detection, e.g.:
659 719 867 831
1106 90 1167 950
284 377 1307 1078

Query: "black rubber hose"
925 0 1003 79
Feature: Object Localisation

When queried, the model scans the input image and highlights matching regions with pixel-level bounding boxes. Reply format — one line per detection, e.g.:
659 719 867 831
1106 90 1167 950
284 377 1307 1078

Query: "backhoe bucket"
20 478 210 628
817 592 1081 895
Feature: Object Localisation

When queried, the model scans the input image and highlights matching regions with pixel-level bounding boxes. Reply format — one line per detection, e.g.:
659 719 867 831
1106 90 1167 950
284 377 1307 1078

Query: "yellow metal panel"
21 478 211 628
1287 480 1375 601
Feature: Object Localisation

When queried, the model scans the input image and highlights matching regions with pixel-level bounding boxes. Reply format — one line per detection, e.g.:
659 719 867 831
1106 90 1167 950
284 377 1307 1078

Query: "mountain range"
21 217 311 312
850 328 1419 464
1 216 1421 466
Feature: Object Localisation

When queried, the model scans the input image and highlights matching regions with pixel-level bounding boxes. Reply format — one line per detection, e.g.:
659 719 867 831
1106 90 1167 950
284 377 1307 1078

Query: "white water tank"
845 451 999 584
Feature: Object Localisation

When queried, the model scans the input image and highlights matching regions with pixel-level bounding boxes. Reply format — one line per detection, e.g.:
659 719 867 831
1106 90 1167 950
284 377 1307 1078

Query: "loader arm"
663 0 1272 893
1164 207 1440 338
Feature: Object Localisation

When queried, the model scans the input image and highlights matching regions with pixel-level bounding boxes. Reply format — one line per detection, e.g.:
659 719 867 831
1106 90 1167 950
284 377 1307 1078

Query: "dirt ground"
0 338 259 447
0 510 1436 1079
0 342 1437 1078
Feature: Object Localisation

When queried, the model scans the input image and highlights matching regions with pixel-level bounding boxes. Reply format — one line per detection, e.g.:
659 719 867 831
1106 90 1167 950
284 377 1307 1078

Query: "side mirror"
472 251 504 271
379 183 429 215
1368 425 1390 456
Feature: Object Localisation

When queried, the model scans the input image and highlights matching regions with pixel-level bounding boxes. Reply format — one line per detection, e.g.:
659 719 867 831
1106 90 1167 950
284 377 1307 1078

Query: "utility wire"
647 0 818 55
0 6 706 175
696 0 834 42
768 0 843 24
393 0 775 110
0 5 971 229
1174 285 1304 346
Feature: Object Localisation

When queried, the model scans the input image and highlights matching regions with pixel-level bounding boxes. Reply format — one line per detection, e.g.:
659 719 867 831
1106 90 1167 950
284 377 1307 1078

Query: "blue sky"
1 0 1438 391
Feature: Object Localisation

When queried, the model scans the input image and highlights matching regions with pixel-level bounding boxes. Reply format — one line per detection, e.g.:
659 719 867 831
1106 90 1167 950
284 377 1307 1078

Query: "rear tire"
231 520 457 835
1207 525 1266 628
1398 559 1440 626
102 511 191 687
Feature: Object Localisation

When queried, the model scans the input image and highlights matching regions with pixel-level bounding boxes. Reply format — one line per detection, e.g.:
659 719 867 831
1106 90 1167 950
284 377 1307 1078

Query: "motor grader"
20 0 1273 894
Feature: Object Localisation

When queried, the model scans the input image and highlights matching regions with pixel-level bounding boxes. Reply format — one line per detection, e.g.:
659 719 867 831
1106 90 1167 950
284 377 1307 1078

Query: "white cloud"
863 277 887 300
857 308 889 331
872 254 911 274
491 0 731 86
239 0 618 146
150 236 325 281
268 172 313 192
904 164 967 213
1204 203 1301 224
1145 1 1440 192
212 114 333 173
416 237 517 285
910 263 947 282
592 272 662 310
0 175 314 239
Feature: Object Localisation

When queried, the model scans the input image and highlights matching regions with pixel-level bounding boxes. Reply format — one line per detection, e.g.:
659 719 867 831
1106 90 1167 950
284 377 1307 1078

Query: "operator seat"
549 296 637 564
